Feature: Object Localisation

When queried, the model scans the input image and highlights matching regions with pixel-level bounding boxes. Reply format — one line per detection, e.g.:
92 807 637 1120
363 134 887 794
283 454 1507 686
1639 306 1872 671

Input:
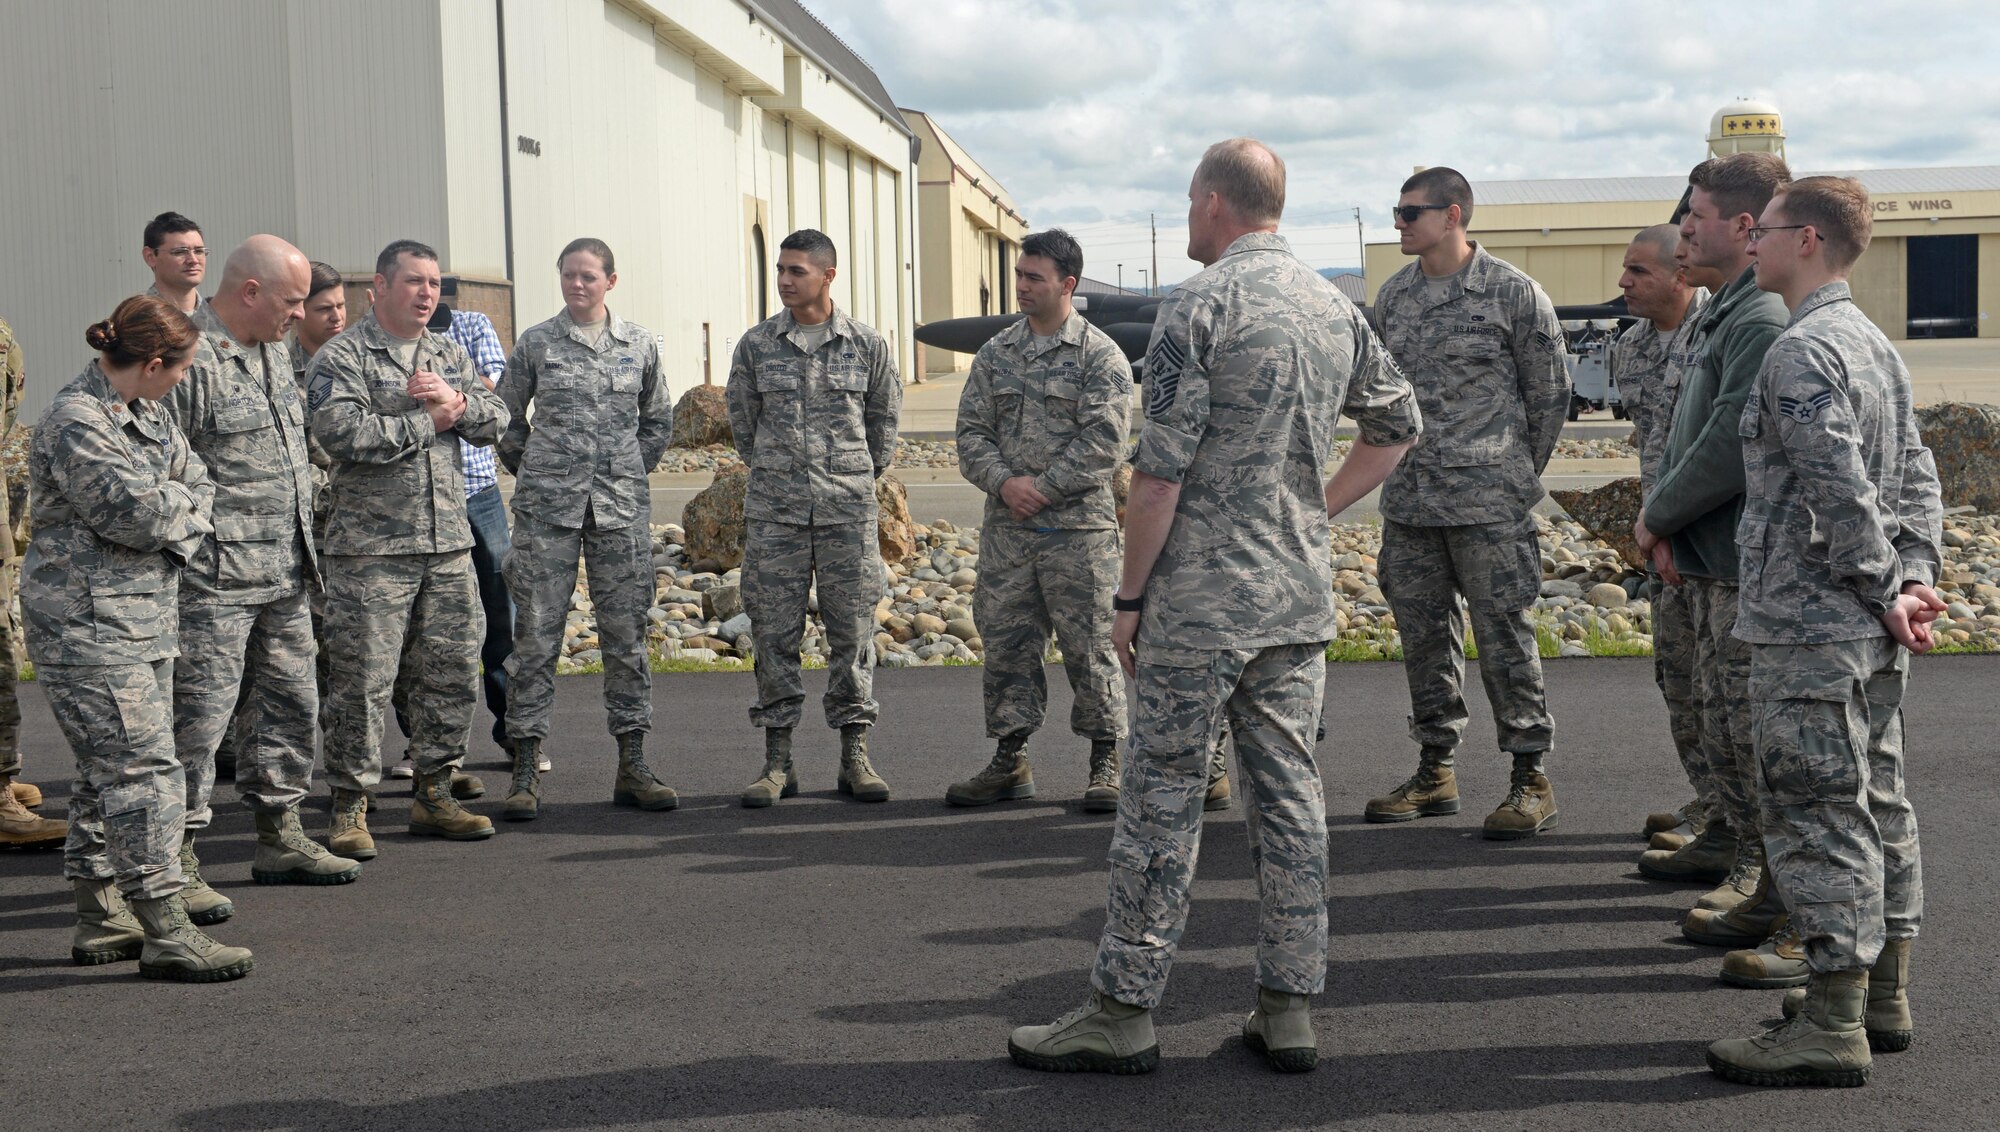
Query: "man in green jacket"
1634 153 1793 958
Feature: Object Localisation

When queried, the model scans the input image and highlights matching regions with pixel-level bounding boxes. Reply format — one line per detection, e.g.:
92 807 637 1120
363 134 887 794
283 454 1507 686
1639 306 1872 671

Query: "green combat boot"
836 723 889 803
177 833 234 925
947 736 1034 807
1482 763 1558 840
1638 824 1736 883
742 728 798 808
612 731 680 811
327 788 376 860
1206 744 1232 812
1365 750 1460 823
1243 986 1318 1073
129 893 254 983
1008 991 1159 1074
1643 800 1698 839
1720 915 1812 988
1707 970 1870 1087
1695 840 1765 912
0 776 65 847
409 770 495 841
1784 938 1914 1052
1684 872 1782 947
252 809 362 885
1082 739 1119 814
504 738 542 822
70 877 143 966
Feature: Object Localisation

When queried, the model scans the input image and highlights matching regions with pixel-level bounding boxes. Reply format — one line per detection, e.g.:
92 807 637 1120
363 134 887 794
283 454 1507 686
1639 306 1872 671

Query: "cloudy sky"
816 0 2000 287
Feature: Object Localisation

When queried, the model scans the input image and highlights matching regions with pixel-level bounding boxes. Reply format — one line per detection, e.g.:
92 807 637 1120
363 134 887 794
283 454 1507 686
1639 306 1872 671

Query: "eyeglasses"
1393 203 1451 223
1747 225 1810 243
160 246 207 259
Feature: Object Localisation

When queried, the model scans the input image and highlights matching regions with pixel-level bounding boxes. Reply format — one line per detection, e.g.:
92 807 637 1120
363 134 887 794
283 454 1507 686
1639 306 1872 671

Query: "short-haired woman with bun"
24 295 249 982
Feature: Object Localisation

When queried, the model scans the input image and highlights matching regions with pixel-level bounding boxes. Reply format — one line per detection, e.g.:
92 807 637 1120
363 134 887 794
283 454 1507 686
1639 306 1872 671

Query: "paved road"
6 656 1995 1128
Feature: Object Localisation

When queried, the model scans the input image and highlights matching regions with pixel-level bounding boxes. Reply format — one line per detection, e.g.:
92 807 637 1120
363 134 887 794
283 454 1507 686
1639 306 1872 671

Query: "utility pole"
1150 212 1159 297
1353 206 1366 290
1138 268 1149 295
1117 263 1123 294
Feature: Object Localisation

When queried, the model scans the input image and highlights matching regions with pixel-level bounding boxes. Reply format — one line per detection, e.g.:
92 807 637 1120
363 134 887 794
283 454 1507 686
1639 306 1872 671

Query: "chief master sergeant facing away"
1007 137 1421 1076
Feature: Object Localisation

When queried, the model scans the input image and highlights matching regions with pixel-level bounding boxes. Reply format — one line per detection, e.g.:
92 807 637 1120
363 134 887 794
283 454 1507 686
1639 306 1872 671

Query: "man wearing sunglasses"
1365 168 1568 840
1705 175 1942 1088
1635 154 1794 971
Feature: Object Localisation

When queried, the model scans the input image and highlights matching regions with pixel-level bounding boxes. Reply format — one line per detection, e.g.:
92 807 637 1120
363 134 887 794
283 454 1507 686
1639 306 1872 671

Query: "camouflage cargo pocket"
1749 658 1864 807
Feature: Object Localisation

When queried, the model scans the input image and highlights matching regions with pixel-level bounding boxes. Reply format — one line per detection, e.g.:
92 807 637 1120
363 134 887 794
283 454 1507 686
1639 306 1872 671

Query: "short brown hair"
1194 138 1286 225
1774 177 1873 271
1688 152 1791 224
86 295 199 368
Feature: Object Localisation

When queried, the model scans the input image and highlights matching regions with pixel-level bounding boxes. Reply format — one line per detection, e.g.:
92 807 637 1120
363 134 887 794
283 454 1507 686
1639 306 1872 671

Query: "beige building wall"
904 109 1029 374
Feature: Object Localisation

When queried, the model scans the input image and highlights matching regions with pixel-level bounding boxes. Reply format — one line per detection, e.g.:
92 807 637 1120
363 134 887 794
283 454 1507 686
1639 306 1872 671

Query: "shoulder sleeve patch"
1144 333 1186 420
1776 390 1835 423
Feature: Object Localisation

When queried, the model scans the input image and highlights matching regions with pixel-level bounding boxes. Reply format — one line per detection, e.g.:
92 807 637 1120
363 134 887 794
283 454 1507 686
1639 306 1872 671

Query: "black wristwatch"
1112 593 1145 612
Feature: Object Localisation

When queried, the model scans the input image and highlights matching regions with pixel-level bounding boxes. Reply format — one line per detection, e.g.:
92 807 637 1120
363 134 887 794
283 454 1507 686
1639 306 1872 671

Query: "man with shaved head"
167 235 362 918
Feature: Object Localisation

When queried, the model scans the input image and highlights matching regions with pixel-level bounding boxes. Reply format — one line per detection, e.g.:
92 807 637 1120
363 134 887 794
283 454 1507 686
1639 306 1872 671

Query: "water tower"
1707 98 1786 161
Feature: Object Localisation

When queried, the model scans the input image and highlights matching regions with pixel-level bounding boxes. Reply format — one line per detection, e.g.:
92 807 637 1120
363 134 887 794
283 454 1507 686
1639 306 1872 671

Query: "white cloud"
811 0 2000 284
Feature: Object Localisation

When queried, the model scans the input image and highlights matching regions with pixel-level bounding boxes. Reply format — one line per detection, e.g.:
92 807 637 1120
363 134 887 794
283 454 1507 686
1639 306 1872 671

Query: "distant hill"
1317 267 1363 280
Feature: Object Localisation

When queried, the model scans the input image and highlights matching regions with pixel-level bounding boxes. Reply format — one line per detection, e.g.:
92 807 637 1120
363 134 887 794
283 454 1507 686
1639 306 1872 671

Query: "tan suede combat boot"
1638 824 1736 883
1684 870 1781 947
1784 938 1914 1052
252 809 362 885
946 736 1034 807
409 770 494 841
1707 970 1870 1087
327 788 376 859
1695 840 1765 912
504 738 542 821
836 723 889 803
1205 743 1232 812
1243 986 1318 1073
1082 739 1119 814
450 771 486 800
70 877 143 966
129 893 254 983
7 777 45 809
177 833 234 925
742 727 798 808
1482 765 1558 840
1364 749 1459 823
1720 915 1812 988
612 731 680 811
1008 991 1159 1074
1643 800 1698 839
0 779 65 848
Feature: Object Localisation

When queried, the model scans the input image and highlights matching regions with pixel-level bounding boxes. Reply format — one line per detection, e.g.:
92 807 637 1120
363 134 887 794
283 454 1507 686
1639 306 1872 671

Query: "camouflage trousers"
175 591 317 829
1751 636 1922 972
1378 519 1552 758
0 549 19 779
974 525 1126 743
1093 642 1328 1010
320 552 481 792
743 519 882 730
1650 577 1715 817
45 659 186 899
504 512 653 740
1688 579 1759 843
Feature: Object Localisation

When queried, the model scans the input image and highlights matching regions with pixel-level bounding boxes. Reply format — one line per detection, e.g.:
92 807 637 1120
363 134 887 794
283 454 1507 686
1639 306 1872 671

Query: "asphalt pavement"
6 656 1997 1130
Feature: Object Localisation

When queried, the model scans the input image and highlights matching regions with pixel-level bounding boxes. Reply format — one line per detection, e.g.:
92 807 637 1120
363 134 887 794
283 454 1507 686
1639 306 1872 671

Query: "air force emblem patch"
1777 390 1835 423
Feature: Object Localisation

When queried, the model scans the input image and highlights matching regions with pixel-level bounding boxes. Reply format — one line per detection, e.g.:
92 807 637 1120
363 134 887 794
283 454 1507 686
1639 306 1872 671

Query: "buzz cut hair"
1194 138 1286 226
375 239 439 281
1401 167 1474 227
1019 228 1084 286
144 211 201 250
1688 152 1791 224
1775 176 1873 271
1631 223 1681 265
780 228 838 268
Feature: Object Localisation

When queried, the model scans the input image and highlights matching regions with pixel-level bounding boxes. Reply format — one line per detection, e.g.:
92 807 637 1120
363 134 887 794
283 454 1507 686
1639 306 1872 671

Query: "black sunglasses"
1394 203 1451 223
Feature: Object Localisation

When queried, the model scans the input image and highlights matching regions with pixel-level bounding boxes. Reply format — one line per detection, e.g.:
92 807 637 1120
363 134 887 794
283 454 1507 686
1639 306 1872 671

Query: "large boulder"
876 473 917 564
1549 476 1645 568
1916 402 2000 513
669 384 733 450
681 462 748 571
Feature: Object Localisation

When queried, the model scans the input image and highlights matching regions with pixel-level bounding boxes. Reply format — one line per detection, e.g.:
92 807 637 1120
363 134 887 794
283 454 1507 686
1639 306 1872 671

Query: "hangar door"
1907 234 1976 338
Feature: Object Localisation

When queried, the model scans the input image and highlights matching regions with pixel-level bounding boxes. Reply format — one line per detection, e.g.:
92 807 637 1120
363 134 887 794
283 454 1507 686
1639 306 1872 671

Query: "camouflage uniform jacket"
165 301 317 604
1135 232 1422 651
305 312 508 556
23 363 214 665
725 306 900 525
287 336 333 536
498 308 672 530
1610 287 1709 492
956 310 1133 530
1373 243 1566 526
0 317 24 556
1734 282 1943 645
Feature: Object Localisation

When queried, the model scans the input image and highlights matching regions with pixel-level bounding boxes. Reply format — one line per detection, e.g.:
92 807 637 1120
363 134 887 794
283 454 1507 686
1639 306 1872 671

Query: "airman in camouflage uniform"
726 229 900 807
0 316 68 848
1011 140 1421 1077
30 344 252 981
951 232 1133 813
1368 169 1568 840
308 242 508 854
1707 178 1942 1087
168 239 361 910
498 296 675 820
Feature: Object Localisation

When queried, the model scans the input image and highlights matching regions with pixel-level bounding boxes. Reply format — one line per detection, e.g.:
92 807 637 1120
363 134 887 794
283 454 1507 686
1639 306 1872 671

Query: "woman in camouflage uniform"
25 295 250 982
